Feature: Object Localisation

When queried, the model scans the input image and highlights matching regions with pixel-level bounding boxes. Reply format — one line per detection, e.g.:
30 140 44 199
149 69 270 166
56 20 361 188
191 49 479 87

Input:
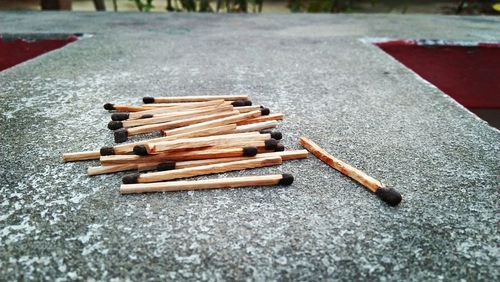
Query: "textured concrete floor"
0 13 499 280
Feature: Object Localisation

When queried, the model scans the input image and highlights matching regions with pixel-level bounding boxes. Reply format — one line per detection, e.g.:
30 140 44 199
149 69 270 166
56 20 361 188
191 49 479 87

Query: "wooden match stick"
103 103 154 112
63 150 101 162
121 99 226 120
100 147 261 165
87 164 138 176
122 156 282 184
233 120 278 133
163 109 269 137
144 100 252 108
120 173 294 194
114 111 239 143
108 105 234 130
299 137 402 206
235 106 263 113
236 113 284 126
143 95 248 103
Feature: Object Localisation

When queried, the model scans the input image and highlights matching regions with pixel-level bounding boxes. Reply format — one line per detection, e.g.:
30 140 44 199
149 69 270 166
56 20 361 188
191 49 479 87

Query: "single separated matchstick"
299 137 402 206
122 156 282 184
120 173 294 194
143 95 248 103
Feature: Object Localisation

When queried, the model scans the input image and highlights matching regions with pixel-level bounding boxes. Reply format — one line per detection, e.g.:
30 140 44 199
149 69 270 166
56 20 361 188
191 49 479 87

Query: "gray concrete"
0 13 499 281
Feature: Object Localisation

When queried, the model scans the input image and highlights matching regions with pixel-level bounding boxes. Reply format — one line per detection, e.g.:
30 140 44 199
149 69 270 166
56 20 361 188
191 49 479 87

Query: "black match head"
103 103 115 111
108 121 123 130
111 113 130 121
244 100 252 106
157 161 176 171
231 100 247 107
143 97 155 104
140 114 154 119
122 173 139 184
114 128 128 143
242 146 258 157
274 143 285 152
260 108 270 116
99 146 115 156
279 174 294 185
375 187 402 206
133 145 149 156
264 139 278 150
269 131 282 140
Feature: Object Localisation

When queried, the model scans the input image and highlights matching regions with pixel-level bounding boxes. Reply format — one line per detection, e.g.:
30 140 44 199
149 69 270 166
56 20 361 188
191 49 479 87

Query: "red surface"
376 41 500 108
0 35 77 71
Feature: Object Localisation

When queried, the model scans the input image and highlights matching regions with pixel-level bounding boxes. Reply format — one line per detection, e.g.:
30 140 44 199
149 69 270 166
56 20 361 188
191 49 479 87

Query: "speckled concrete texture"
0 13 499 280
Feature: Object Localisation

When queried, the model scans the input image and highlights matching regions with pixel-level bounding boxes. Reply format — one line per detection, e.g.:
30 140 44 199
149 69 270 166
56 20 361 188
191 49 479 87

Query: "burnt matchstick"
299 137 402 206
88 150 308 176
108 105 234 130
103 103 153 112
100 146 260 165
162 109 269 137
114 110 239 143
122 156 282 184
236 113 284 126
143 95 248 103
120 173 294 194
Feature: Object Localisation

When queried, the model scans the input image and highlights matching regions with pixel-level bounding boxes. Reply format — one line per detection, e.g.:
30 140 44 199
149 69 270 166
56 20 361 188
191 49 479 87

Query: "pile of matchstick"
63 95 308 194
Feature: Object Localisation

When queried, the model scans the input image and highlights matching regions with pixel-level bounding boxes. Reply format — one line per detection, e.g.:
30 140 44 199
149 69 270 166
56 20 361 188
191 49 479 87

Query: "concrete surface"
0 13 499 281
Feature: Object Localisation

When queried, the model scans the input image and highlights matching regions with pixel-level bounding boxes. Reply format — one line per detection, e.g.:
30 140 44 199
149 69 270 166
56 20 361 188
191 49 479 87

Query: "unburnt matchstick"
142 95 248 103
122 156 283 184
119 173 294 194
299 137 402 206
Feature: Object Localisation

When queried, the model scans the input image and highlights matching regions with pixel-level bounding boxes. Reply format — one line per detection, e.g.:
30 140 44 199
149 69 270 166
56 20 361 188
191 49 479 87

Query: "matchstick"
121 99 226 120
143 95 248 103
103 103 154 112
299 137 402 206
137 132 274 155
122 156 282 184
62 150 100 162
87 164 138 176
236 113 284 126
235 106 263 113
144 100 252 108
162 109 269 137
114 111 239 143
108 105 234 130
233 120 278 133
100 147 260 165
120 173 294 194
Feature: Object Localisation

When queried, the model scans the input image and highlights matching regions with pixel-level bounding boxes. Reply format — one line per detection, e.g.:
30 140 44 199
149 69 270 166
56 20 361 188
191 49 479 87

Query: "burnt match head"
244 100 252 106
133 145 149 156
279 174 294 185
143 97 155 104
103 103 115 111
140 114 154 119
375 187 402 206
157 161 176 171
242 146 258 157
231 100 247 107
100 146 115 156
270 131 282 140
108 121 123 130
122 173 139 184
274 143 285 152
111 113 129 121
260 108 270 116
264 139 278 150
114 128 129 143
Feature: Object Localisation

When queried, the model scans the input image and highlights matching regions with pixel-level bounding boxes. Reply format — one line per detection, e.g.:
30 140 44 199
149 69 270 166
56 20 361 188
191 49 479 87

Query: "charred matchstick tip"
279 173 294 185
111 113 130 121
143 97 155 104
375 187 402 206
242 146 258 156
103 103 115 110
114 128 129 143
244 100 252 106
231 100 247 107
157 161 176 171
108 121 123 130
140 114 154 119
133 145 149 156
260 108 270 116
275 143 285 152
259 129 282 140
264 139 278 150
122 173 140 184
100 146 115 156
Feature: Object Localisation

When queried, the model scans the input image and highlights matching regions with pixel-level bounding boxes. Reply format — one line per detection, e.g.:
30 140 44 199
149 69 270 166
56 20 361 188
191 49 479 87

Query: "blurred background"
0 0 499 14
